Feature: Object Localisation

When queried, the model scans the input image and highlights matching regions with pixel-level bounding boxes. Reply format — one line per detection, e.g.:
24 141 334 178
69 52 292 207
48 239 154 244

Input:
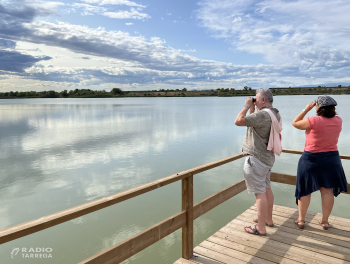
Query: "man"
234 88 281 236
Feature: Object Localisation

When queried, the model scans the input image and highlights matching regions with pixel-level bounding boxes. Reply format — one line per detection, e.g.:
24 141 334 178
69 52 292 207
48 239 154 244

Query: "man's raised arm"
235 97 255 126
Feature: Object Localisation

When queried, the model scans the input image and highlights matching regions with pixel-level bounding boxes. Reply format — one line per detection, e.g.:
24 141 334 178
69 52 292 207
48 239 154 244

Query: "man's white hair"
256 88 273 103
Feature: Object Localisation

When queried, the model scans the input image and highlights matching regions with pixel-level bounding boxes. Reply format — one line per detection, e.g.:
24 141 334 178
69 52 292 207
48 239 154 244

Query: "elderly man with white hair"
235 88 282 236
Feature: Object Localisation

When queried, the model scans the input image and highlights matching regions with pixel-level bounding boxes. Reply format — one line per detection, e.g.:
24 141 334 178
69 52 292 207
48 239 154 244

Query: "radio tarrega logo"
10 247 53 259
10 248 19 258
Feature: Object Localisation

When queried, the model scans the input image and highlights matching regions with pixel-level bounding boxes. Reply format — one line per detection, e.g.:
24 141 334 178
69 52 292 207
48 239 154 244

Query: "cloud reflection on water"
1 96 350 264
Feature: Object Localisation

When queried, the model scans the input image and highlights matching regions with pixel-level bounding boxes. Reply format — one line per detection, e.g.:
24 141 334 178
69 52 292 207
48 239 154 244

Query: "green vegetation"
269 86 350 96
0 89 112 99
1 86 350 99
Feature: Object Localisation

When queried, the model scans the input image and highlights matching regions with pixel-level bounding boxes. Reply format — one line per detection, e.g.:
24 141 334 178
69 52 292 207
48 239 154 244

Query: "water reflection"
0 96 349 264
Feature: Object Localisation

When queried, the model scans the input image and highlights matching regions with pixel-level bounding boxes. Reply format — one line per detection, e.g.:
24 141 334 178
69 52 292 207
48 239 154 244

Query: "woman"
292 95 348 230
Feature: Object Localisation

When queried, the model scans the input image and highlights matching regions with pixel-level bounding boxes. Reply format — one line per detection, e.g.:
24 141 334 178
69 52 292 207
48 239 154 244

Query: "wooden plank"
238 213 350 250
0 171 191 244
270 172 350 194
193 180 246 220
190 255 226 264
216 226 348 264
270 172 296 185
174 258 196 264
250 205 338 226
232 214 350 261
282 149 304 155
174 255 225 264
239 209 350 241
206 235 300 264
223 220 350 263
188 153 244 175
182 175 194 259
250 205 350 233
194 246 246 264
198 240 275 264
81 155 245 264
213 230 330 264
270 204 350 226
282 148 350 160
175 203 350 264
0 153 244 245
250 205 350 231
78 211 186 264
190 254 225 264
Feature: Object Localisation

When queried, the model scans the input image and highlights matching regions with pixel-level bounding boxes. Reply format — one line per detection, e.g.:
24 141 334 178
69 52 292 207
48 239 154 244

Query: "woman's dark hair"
317 105 336 118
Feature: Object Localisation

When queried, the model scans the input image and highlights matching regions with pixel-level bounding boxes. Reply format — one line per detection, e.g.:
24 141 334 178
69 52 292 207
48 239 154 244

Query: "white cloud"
99 0 145 8
103 8 150 19
72 3 107 13
28 0 65 9
73 2 149 19
125 22 133 25
80 0 145 8
232 17 241 23
1 0 350 90
196 0 350 68
81 11 93 15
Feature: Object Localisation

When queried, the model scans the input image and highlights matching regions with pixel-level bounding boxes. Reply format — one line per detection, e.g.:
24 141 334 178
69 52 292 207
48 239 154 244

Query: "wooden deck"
174 204 350 264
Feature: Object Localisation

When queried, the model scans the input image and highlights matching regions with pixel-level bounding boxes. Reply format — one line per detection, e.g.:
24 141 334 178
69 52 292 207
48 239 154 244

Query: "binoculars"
252 98 256 103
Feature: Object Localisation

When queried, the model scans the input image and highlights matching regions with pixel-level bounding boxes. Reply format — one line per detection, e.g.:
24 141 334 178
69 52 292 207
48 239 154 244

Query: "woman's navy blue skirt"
295 151 348 205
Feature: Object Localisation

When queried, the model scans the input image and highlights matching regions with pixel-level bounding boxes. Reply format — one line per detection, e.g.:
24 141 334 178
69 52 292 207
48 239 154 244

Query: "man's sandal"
318 219 330 230
294 218 305 229
244 224 266 236
253 218 274 227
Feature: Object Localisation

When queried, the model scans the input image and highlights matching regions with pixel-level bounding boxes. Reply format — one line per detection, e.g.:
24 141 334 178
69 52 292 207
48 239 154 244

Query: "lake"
0 95 349 263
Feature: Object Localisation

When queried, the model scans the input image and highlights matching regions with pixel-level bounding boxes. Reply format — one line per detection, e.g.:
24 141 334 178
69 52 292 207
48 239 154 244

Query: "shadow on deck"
175 204 350 264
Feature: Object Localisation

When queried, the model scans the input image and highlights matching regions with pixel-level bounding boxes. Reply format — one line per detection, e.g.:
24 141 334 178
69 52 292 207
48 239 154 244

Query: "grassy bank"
1 86 350 99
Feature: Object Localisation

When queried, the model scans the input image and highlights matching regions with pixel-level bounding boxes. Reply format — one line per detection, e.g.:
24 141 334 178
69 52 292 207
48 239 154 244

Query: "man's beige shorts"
243 155 272 194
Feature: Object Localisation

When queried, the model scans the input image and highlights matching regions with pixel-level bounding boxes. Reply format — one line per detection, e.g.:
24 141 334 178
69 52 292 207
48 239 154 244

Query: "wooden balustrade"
79 179 247 264
182 175 193 259
270 172 350 194
282 148 350 160
0 149 348 264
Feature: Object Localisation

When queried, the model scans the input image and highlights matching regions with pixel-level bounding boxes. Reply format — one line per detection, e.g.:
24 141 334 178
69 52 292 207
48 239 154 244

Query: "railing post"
182 174 193 259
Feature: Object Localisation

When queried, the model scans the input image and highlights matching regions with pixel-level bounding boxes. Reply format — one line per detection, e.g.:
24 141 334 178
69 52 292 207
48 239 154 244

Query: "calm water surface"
0 96 349 263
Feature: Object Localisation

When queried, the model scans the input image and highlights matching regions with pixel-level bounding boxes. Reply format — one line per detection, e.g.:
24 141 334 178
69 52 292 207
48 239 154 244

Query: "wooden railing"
0 149 349 264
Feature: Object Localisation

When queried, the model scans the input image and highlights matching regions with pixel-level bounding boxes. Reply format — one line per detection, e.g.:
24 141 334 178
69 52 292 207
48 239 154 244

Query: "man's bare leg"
266 188 274 226
252 189 273 225
245 192 268 234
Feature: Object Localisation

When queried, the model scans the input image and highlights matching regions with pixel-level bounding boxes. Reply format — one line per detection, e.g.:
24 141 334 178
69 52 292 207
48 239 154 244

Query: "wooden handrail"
270 172 350 194
182 175 193 259
282 148 350 160
78 211 187 264
193 179 246 219
79 180 247 264
1 149 348 264
0 152 244 245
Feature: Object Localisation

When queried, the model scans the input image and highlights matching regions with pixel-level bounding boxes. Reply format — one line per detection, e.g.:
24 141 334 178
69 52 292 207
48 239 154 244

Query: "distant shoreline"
1 86 349 99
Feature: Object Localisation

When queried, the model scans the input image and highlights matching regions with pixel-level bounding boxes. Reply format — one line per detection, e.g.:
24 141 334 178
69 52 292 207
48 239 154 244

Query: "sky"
1 0 350 92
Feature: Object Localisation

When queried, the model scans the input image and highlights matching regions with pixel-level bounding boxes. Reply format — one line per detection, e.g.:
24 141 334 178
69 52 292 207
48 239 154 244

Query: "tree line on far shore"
1 86 350 99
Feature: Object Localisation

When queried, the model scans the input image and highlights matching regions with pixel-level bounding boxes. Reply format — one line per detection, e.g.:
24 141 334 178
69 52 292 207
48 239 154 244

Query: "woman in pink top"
292 95 348 230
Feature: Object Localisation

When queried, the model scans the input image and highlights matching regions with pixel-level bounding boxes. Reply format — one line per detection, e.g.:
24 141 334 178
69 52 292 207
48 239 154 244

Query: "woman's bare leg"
298 194 311 223
319 187 334 224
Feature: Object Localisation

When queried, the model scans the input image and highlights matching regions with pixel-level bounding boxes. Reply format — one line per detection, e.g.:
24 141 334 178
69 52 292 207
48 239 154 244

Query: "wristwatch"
302 109 307 113
244 104 250 108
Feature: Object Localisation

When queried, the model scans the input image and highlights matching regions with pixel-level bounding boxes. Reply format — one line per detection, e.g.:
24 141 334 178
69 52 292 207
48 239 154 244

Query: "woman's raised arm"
292 101 316 130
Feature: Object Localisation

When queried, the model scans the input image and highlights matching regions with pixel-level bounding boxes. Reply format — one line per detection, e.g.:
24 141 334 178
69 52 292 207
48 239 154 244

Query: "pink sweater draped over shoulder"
262 108 282 156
